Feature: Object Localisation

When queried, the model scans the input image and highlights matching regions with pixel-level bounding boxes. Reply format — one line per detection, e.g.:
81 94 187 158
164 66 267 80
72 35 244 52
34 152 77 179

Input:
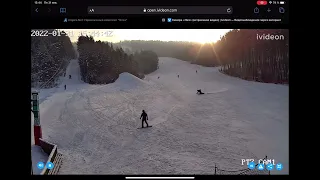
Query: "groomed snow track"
38 58 288 174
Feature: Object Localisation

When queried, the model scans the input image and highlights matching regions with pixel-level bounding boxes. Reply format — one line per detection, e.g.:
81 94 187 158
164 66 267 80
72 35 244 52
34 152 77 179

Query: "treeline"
31 29 76 88
116 40 219 65
133 50 159 74
117 29 289 84
217 29 289 84
77 36 159 84
116 40 196 62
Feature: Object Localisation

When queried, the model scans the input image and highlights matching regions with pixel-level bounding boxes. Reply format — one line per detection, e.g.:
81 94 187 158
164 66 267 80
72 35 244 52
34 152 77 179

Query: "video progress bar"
125 177 194 179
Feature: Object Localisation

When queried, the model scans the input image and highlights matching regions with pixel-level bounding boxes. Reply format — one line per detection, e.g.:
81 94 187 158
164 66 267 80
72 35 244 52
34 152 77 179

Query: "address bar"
87 6 233 15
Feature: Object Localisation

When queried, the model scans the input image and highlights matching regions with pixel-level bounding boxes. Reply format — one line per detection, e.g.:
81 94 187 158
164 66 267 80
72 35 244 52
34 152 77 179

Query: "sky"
59 29 232 44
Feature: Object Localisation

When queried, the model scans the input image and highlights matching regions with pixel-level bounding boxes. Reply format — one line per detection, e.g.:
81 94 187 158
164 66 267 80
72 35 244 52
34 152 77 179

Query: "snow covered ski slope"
37 57 288 174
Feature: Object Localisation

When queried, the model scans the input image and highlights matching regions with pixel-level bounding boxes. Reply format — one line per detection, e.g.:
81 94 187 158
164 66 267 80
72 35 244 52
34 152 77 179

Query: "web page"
31 0 289 176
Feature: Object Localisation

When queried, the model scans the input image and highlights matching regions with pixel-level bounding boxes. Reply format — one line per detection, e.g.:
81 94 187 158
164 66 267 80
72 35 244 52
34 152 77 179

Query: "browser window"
31 0 289 176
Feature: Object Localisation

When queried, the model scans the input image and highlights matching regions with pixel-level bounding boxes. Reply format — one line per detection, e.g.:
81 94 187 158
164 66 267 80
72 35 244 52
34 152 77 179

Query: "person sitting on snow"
197 89 204 94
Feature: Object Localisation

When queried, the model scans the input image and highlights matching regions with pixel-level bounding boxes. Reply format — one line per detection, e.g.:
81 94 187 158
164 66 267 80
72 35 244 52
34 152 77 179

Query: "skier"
177 75 179 78
69 75 71 79
196 89 204 95
158 76 160 79
64 84 66 90
196 70 197 73
140 110 149 128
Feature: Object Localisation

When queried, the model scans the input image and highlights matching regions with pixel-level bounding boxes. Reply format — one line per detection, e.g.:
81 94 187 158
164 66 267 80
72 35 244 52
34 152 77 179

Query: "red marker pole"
32 91 42 145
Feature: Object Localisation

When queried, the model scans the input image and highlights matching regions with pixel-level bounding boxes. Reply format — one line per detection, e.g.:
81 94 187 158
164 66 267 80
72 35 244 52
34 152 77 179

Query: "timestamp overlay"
31 29 65 37
61 29 114 40
31 30 115 42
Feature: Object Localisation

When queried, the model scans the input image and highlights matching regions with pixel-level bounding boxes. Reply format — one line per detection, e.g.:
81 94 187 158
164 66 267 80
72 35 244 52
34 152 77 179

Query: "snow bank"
113 72 149 90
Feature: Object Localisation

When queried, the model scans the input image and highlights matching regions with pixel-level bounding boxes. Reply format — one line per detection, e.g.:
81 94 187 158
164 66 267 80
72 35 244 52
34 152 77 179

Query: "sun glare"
191 35 217 44
196 39 214 44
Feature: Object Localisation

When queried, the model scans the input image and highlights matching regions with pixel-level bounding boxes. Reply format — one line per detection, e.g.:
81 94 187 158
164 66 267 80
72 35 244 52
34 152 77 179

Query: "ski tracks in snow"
43 58 288 174
206 88 228 94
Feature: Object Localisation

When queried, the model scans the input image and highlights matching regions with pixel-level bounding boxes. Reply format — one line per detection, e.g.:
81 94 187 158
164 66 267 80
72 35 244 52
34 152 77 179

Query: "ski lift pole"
31 91 42 145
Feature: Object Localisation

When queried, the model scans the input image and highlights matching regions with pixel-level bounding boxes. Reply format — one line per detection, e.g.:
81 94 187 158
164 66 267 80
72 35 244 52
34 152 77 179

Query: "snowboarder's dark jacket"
197 89 204 94
140 111 148 120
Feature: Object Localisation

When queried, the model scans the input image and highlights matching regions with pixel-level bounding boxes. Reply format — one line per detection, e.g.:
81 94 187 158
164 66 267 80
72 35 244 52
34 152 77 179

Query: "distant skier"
158 76 160 79
140 110 149 128
69 75 71 79
177 75 179 78
64 84 66 90
196 70 197 73
196 89 204 95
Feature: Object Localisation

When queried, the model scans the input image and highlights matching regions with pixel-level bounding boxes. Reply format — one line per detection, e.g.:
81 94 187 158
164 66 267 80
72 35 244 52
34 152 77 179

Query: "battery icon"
280 1 285 4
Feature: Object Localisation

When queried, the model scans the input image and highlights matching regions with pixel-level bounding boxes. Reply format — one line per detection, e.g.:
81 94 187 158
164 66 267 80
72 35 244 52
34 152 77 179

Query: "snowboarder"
140 110 149 128
69 75 71 79
196 89 204 95
64 84 66 90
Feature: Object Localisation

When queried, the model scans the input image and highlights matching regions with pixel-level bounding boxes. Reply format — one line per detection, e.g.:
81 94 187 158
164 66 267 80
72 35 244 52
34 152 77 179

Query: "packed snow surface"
34 58 288 174
31 144 48 174
113 72 149 91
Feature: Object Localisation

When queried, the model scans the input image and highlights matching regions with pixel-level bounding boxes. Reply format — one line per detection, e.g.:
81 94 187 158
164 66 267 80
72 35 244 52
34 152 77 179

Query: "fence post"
214 164 217 175
32 91 42 145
